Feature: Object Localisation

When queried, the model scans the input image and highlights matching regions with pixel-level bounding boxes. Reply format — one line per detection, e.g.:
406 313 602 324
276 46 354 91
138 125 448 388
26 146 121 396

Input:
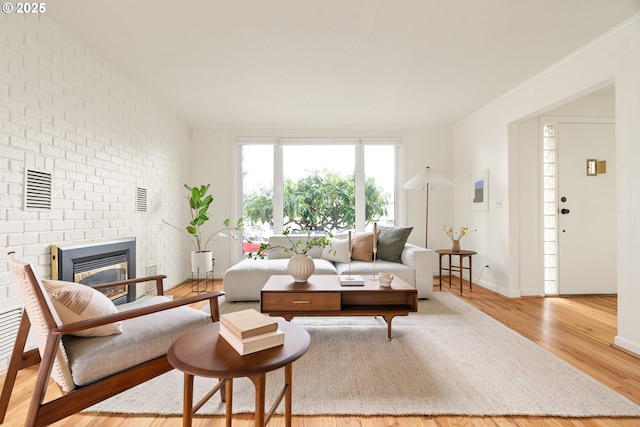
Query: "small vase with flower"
443 225 476 252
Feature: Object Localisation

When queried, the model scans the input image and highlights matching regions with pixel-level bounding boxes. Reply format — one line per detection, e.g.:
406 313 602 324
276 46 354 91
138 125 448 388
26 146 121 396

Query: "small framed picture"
470 170 489 211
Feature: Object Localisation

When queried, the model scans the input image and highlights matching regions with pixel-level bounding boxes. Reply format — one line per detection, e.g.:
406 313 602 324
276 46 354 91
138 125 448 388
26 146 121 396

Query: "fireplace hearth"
51 238 136 305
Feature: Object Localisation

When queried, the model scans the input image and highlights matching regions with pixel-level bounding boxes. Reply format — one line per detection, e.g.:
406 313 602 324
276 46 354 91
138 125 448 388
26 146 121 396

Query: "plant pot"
191 251 213 274
451 239 460 252
288 254 315 283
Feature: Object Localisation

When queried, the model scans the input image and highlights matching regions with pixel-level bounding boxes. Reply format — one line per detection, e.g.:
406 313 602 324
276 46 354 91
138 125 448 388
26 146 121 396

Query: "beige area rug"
85 292 640 417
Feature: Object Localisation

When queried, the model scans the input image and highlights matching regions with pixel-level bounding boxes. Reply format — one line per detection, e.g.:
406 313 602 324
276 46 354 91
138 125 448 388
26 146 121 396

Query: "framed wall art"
470 170 489 211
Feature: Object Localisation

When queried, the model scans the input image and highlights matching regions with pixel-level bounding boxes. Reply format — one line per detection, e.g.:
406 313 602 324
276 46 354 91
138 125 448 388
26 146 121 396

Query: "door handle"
560 208 570 214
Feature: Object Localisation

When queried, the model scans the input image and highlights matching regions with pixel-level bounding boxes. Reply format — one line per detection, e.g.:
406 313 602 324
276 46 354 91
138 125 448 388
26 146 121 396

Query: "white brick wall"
0 15 193 369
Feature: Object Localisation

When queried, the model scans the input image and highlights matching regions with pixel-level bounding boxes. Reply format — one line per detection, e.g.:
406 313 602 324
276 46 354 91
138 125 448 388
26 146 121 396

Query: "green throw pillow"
377 226 413 262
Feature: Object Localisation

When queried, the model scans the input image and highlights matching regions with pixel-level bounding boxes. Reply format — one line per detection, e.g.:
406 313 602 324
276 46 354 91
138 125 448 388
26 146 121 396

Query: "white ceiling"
46 0 640 128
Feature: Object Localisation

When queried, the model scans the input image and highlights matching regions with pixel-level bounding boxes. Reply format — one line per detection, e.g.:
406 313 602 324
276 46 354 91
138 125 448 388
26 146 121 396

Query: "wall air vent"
0 308 22 359
136 187 147 212
146 265 158 295
24 168 52 210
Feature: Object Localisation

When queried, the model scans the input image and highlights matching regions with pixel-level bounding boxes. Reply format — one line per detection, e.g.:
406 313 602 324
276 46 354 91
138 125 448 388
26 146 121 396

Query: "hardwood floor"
2 278 639 427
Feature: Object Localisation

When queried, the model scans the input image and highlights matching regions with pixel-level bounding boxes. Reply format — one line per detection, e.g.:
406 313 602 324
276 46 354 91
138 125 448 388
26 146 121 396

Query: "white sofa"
223 234 433 301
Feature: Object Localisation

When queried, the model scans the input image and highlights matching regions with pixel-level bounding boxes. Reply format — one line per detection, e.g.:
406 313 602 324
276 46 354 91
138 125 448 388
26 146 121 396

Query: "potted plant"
248 227 334 282
163 184 243 273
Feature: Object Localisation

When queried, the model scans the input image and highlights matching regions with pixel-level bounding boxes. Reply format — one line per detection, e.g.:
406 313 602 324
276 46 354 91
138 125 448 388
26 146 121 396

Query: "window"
238 138 400 256
365 145 396 229
542 124 558 295
283 145 355 232
241 144 274 255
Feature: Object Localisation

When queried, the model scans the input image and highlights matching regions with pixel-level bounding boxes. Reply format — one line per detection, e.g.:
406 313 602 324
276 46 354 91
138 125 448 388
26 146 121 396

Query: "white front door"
557 122 616 295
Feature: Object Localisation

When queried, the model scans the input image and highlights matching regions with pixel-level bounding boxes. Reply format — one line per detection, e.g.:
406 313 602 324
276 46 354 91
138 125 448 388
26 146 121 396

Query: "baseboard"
613 336 640 358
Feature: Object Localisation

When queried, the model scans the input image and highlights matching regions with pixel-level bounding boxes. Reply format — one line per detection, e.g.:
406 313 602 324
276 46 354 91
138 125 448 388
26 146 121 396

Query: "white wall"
453 15 640 354
189 127 454 273
510 116 542 296
189 128 238 276
404 128 454 252
0 15 193 368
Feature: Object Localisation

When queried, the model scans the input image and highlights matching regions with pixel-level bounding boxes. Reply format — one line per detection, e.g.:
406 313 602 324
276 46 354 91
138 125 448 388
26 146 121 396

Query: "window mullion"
273 143 284 234
355 143 365 231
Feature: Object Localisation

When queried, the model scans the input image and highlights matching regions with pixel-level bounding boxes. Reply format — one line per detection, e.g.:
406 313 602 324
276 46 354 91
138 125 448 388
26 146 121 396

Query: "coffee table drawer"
262 292 341 311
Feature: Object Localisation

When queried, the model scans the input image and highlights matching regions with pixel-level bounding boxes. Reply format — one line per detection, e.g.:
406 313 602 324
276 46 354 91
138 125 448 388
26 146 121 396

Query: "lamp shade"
403 166 454 189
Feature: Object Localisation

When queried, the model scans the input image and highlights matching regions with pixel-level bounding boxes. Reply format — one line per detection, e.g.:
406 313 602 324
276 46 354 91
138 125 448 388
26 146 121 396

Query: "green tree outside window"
244 170 388 233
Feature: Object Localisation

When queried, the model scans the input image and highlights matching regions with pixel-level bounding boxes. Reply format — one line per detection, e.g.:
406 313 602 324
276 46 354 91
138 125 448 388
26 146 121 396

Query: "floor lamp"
403 166 454 249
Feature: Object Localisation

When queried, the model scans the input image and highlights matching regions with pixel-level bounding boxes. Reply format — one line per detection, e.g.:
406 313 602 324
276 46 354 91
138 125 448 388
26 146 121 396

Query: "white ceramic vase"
287 253 315 282
191 251 213 274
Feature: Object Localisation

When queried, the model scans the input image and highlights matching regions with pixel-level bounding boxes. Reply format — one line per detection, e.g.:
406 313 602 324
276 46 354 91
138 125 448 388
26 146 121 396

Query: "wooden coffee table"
167 319 310 427
260 275 418 340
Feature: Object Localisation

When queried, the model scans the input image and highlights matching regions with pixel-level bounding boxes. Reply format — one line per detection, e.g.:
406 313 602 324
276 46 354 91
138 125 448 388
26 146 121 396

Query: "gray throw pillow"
377 226 413 262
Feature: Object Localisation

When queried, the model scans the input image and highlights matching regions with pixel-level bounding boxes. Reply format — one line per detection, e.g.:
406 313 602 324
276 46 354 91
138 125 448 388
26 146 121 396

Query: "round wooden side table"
435 249 477 295
168 318 311 427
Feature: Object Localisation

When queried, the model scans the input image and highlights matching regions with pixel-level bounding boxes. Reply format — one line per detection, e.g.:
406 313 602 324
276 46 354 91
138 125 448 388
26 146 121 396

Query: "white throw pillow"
321 238 351 263
42 279 123 337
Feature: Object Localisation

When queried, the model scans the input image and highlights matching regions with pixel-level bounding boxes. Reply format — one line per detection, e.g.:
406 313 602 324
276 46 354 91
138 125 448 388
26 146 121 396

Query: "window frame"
235 136 404 247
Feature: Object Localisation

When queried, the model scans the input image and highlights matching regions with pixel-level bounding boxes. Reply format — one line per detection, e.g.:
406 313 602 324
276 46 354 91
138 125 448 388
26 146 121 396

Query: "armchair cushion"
63 296 212 387
42 279 123 337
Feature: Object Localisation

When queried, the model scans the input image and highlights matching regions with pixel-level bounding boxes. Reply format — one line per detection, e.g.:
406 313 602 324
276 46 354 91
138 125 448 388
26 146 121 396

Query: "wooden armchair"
0 252 224 427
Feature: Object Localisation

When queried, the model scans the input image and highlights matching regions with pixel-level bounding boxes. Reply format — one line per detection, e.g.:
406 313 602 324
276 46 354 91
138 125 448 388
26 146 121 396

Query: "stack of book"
219 309 284 355
339 274 364 286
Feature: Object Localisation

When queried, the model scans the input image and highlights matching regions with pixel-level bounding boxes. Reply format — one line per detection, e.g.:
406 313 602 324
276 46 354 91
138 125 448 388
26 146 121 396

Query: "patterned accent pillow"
42 279 123 337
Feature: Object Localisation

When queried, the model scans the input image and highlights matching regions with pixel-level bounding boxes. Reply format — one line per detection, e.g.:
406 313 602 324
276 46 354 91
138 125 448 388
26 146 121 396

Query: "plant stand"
191 258 214 294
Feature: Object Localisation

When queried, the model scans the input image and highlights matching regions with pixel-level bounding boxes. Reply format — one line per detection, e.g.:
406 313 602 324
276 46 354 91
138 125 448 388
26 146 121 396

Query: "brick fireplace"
50 238 136 305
